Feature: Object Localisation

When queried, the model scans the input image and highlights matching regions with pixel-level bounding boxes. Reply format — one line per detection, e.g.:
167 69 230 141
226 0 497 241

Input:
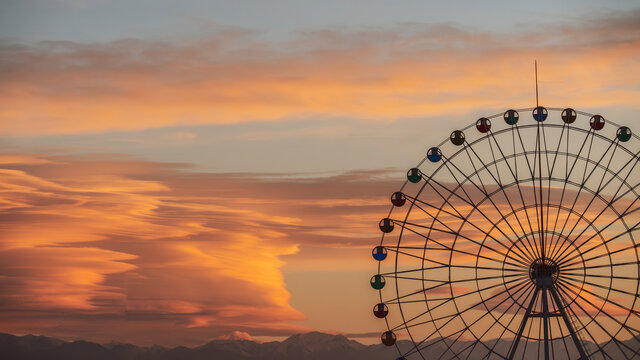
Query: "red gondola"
391 192 406 207
590 115 605 130
373 303 389 318
476 118 491 133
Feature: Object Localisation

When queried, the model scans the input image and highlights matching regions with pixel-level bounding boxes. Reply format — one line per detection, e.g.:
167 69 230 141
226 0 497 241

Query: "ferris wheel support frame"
507 275 589 359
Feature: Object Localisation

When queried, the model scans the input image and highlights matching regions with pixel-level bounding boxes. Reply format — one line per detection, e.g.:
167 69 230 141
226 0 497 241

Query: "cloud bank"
1 10 639 135
0 154 397 345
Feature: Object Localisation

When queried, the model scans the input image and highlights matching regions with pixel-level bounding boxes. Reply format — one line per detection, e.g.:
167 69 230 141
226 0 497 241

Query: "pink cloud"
218 330 254 341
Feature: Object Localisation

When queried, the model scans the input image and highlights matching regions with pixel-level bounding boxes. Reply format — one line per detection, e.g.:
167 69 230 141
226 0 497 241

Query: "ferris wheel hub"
528 258 559 287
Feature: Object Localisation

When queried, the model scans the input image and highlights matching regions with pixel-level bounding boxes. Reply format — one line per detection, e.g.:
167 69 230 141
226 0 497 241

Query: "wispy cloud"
1 10 639 135
0 153 399 345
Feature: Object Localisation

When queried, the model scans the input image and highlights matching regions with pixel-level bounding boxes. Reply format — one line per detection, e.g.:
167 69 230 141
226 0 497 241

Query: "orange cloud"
1 10 640 135
0 153 403 345
1 150 637 345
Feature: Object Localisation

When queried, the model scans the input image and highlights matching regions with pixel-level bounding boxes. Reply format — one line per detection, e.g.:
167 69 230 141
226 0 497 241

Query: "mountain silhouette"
0 332 404 360
1 331 638 359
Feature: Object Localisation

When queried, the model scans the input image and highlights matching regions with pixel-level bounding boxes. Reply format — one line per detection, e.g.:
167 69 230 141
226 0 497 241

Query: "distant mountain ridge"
0 332 403 360
1 331 638 359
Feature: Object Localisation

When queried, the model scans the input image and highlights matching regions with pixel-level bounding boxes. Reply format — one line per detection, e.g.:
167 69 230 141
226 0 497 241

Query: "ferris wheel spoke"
403 201 533 266
410 278 534 359
439 157 541 263
448 281 538 360
547 125 575 271
412 199 533 262
423 177 538 264
408 199 534 265
418 176 523 257
535 121 547 270
562 244 640 273
394 220 529 268
546 136 619 263
562 259 640 273
400 219 529 268
550 149 640 265
387 244 453 263
387 274 528 308
538 126 597 260
565 276 638 306
546 139 579 270
555 281 639 358
550 140 621 262
407 193 469 221
557 279 640 335
541 124 559 271
555 214 640 269
563 272 639 281
514 125 545 262
428 273 524 300
461 138 539 240
581 130 596 185
553 283 616 360
379 263 446 276
396 276 532 338
389 278 532 348
487 130 550 261
506 124 539 260
559 276 640 318
379 262 518 277
488 131 505 185
552 198 640 268
480 287 538 360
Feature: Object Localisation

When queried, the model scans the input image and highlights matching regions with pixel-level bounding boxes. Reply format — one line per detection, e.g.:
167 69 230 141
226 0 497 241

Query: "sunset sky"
1 0 640 347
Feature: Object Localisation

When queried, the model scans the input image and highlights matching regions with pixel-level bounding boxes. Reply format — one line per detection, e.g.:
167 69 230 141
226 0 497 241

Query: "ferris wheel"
371 106 640 359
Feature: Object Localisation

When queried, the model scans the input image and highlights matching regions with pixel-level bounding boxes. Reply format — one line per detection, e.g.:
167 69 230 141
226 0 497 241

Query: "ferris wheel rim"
373 107 640 360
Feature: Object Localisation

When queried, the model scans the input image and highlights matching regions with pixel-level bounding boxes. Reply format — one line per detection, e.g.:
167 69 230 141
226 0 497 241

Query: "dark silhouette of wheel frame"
371 107 640 360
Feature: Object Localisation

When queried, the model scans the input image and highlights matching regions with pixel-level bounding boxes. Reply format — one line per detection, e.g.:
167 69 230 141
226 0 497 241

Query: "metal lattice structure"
371 107 640 359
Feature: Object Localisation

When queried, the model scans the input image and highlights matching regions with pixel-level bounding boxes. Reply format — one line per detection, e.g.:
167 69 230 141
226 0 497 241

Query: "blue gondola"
533 106 548 122
426 147 442 162
372 246 387 261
